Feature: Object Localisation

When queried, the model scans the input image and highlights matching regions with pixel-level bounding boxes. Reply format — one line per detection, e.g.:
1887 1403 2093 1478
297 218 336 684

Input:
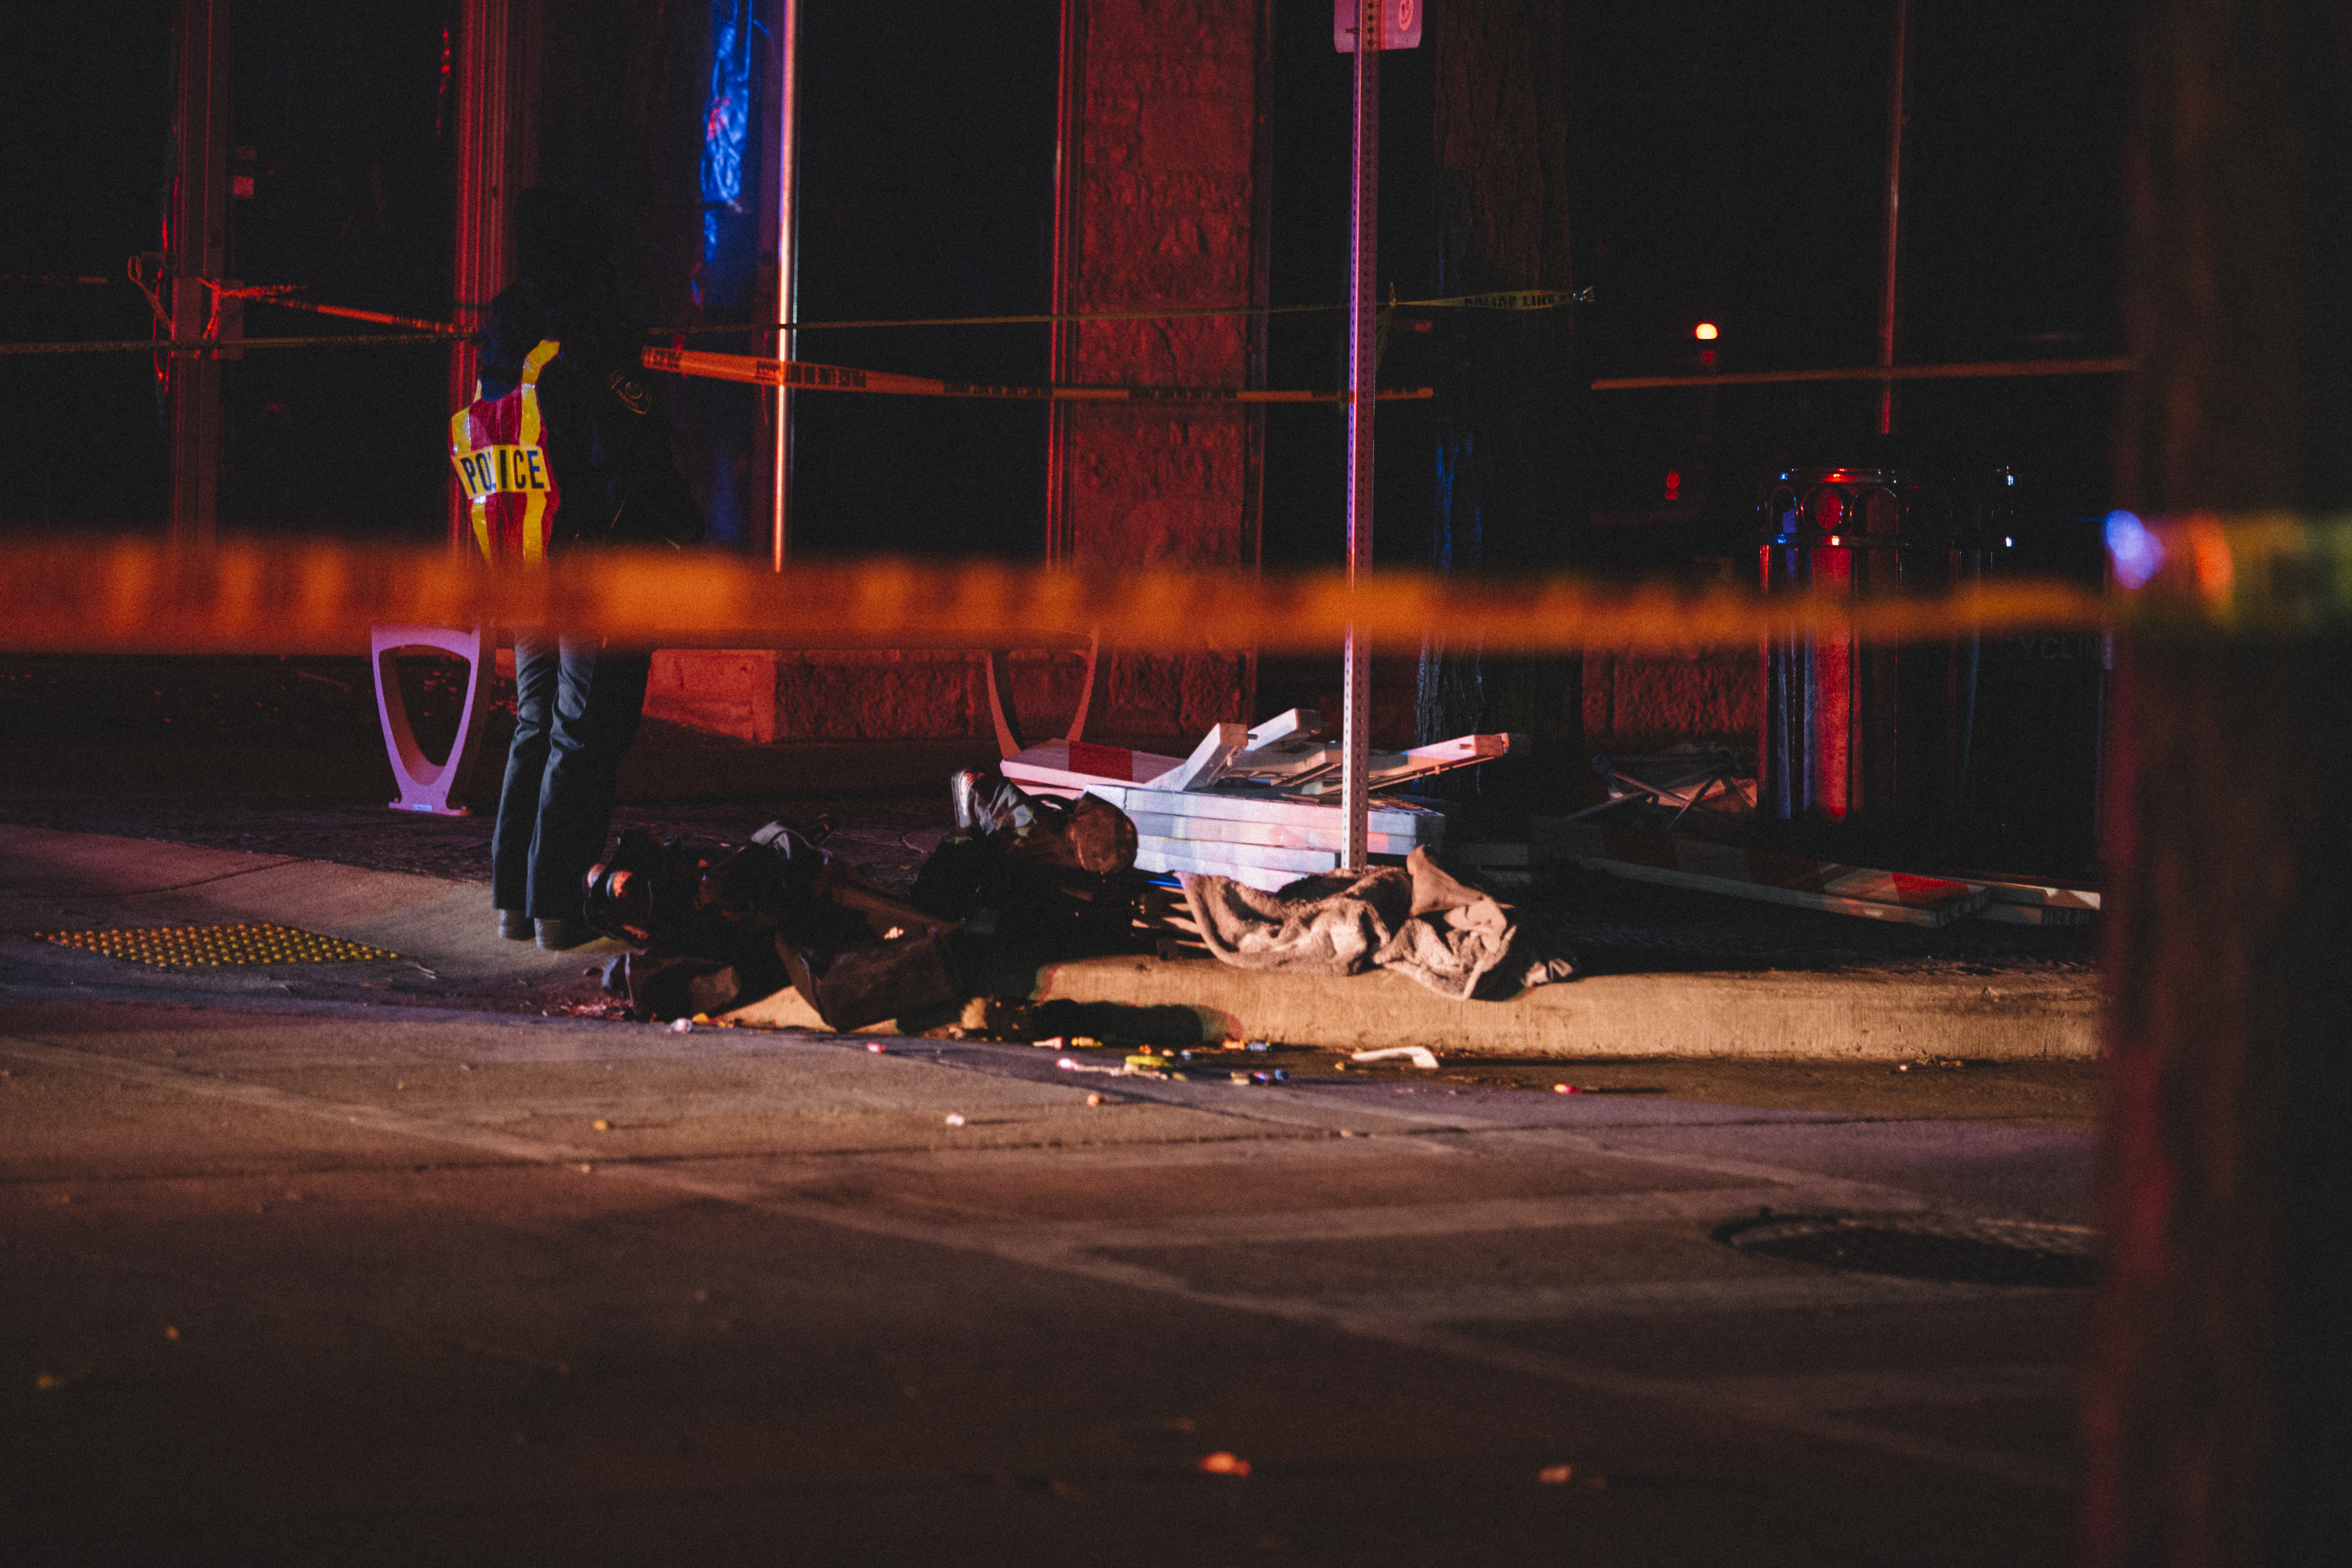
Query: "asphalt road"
2 987 2094 1566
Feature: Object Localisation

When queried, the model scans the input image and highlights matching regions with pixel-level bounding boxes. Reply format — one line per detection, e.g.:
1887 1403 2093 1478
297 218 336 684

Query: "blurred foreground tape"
0 538 2120 655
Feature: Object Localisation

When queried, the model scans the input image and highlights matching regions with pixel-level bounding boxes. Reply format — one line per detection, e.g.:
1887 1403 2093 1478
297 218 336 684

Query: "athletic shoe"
535 916 593 951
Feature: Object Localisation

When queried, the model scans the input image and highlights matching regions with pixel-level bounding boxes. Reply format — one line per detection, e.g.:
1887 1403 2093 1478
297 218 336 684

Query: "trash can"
1959 513 2109 878
1757 457 2002 831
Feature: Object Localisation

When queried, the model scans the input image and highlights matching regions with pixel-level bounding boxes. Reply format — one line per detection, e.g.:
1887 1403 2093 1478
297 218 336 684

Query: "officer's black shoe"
535 916 593 951
497 909 534 941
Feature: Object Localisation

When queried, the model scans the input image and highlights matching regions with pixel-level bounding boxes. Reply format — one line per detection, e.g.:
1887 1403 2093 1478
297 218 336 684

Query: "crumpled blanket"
1179 846 1579 1001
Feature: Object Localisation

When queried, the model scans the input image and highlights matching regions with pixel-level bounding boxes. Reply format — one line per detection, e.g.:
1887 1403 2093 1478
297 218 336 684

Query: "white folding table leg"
370 622 494 816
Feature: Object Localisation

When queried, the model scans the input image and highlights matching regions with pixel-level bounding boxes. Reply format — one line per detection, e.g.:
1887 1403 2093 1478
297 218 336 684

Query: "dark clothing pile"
588 774 1155 1027
588 820 968 1029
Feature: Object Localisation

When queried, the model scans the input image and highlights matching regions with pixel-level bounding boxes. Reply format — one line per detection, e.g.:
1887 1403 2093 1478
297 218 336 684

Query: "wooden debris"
1146 722 1250 792
1491 819 1990 927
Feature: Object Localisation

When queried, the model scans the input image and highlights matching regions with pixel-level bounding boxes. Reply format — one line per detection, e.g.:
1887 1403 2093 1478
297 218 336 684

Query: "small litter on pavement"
1353 1046 1440 1069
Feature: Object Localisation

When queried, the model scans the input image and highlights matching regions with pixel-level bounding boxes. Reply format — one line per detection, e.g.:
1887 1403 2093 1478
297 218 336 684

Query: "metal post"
1876 0 1910 436
448 0 529 555
1341 0 1381 870
1045 0 1088 567
768 0 802 572
167 0 228 550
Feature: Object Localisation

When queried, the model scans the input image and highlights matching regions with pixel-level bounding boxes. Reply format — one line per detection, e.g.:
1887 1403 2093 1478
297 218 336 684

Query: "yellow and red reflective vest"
448 339 562 566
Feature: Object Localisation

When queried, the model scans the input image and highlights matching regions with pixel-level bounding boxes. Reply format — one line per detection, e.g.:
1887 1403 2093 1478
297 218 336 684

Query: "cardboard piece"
1542 820 1990 928
1954 875 2102 913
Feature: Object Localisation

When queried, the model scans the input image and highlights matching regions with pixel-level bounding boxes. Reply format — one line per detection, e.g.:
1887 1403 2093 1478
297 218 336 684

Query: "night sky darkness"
2 0 2125 572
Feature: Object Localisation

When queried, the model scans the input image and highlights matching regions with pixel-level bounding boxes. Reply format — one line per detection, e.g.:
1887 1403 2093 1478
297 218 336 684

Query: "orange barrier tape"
0 538 2109 657
253 296 470 334
668 286 1581 334
0 333 467 356
641 345 1432 404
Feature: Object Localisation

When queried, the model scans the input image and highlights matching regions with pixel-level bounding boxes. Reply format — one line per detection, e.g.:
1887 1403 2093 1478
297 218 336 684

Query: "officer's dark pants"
491 633 652 919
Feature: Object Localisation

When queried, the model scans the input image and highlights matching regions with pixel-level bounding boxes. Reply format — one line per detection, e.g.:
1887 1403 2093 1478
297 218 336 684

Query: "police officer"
464 188 704 949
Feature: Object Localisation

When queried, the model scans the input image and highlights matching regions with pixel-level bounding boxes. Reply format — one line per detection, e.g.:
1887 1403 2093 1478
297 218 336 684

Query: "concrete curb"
1030 954 2100 1060
4 824 2101 1060
724 951 2100 1062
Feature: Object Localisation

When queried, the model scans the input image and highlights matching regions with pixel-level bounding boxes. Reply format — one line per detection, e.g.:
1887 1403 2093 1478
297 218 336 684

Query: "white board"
1136 834 1339 875
1102 783 1443 838
1126 811 1424 855
1138 845 1319 893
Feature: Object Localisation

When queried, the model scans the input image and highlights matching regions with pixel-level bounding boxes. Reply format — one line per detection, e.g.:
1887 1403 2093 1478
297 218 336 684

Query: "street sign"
1334 0 1422 52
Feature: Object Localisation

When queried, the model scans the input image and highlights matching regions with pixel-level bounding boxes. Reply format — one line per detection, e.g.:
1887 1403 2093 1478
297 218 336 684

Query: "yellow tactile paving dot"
34 923 401 968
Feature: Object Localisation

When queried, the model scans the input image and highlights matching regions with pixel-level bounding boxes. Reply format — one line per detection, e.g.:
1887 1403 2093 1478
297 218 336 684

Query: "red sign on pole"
1334 0 1422 52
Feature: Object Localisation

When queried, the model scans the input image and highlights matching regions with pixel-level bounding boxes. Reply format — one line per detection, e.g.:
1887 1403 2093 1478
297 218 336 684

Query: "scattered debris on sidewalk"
586 816 976 1028
545 999 633 1020
555 707 2088 1038
1352 1046 1440 1069
998 708 1505 890
1182 847 1578 1000
1446 801 2098 929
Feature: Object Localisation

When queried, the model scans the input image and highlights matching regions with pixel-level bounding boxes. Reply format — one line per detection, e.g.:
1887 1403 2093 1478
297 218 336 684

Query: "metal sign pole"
770 0 802 571
1341 0 1381 870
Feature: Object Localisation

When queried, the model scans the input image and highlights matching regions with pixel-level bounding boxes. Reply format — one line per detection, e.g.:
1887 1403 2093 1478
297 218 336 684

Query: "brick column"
1049 0 1270 748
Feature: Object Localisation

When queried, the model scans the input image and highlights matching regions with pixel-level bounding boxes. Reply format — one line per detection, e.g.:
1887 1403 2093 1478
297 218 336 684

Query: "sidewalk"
1 816 2100 1061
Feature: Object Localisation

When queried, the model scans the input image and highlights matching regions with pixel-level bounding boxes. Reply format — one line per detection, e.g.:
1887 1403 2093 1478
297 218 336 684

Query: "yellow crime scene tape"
9 277 2127 400
668 286 1581 334
639 344 1431 403
0 514 2331 658
1592 357 2135 391
253 295 471 334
